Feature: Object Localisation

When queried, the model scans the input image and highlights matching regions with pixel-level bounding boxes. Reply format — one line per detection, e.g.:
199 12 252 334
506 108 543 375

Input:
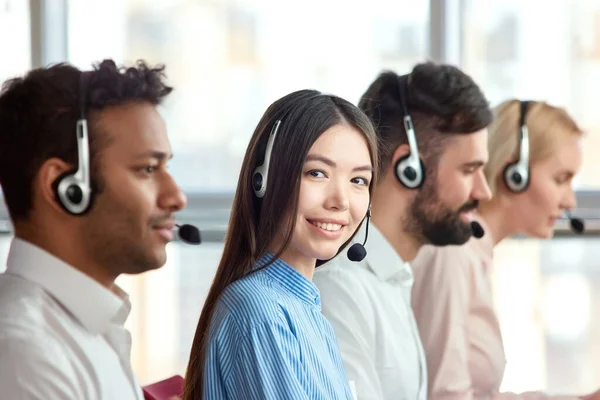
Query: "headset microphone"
470 221 485 239
347 208 371 262
565 211 585 234
176 224 202 245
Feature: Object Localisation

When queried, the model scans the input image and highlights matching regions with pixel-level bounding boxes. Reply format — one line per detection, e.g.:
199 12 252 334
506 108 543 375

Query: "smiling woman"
181 89 378 400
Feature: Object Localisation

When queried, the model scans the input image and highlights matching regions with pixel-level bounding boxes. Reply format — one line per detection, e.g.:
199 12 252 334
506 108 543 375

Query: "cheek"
101 179 153 217
437 173 471 206
520 179 559 222
297 181 321 213
349 190 370 223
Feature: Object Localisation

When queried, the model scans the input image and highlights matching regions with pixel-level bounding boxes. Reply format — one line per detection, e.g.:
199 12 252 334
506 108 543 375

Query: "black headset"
503 100 531 193
394 74 425 189
252 119 281 198
52 72 94 215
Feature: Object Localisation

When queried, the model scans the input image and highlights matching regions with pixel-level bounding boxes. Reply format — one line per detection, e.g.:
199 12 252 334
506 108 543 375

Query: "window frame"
0 0 598 240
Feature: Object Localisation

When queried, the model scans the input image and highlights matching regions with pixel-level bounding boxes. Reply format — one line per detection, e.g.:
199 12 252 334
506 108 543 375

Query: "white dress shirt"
0 238 144 400
313 224 427 400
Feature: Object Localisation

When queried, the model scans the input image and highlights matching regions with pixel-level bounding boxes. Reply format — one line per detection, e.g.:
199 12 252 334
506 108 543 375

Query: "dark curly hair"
359 61 493 172
0 59 173 221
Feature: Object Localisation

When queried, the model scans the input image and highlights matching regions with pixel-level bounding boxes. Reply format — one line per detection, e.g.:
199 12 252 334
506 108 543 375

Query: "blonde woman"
410 99 599 400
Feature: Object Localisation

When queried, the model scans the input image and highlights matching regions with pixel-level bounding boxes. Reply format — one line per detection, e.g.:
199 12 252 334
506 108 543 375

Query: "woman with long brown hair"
182 89 379 399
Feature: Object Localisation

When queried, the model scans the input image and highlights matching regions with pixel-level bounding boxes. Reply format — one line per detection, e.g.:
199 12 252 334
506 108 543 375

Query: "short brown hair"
359 62 493 174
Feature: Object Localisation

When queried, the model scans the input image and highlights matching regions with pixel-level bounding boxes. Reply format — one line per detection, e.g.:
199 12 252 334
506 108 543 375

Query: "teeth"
311 221 342 231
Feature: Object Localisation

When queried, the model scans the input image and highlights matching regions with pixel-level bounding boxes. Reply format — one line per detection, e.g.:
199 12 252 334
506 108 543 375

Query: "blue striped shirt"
203 254 353 399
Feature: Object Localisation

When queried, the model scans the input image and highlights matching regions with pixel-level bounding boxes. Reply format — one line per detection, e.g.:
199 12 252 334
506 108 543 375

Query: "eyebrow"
305 154 373 173
461 160 486 168
557 170 575 178
135 150 173 161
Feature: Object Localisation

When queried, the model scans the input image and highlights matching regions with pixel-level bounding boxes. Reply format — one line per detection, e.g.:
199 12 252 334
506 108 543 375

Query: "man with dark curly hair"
314 62 494 400
0 59 187 399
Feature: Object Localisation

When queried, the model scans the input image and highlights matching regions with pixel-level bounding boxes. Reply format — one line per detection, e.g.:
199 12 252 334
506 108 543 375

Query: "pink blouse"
410 221 578 400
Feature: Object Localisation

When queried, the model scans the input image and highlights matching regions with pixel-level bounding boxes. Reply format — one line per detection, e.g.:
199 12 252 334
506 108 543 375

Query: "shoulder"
212 269 291 332
314 256 380 318
314 256 376 295
0 273 62 339
411 239 480 278
410 240 482 300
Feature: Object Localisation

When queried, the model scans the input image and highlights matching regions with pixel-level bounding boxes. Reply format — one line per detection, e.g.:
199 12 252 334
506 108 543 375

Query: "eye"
554 172 573 185
307 170 326 178
141 165 157 174
351 177 369 186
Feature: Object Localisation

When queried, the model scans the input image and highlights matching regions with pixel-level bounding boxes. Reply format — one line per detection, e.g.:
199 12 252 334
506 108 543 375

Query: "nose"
561 185 577 211
158 172 187 212
473 170 492 202
325 178 350 211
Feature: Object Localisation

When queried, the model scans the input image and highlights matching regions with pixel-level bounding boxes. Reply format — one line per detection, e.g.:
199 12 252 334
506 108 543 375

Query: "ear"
36 157 76 214
386 144 411 178
391 144 411 166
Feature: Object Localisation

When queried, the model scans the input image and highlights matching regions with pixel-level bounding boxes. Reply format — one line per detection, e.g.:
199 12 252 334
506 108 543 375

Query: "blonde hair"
484 99 584 196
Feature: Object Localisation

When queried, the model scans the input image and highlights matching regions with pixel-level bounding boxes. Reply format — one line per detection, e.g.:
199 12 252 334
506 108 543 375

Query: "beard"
404 177 479 246
79 193 170 277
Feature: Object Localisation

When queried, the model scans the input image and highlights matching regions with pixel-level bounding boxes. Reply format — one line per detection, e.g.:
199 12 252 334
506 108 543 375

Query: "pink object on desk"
142 375 184 400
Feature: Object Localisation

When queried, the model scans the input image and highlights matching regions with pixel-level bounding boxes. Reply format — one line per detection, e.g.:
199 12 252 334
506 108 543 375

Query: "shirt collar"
258 253 321 307
5 238 130 334
358 223 414 285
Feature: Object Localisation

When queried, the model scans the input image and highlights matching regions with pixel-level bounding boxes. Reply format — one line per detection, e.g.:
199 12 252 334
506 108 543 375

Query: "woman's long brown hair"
181 89 379 399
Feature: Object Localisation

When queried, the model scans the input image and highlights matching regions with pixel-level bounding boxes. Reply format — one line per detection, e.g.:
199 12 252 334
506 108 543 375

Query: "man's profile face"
80 102 187 275
404 128 492 246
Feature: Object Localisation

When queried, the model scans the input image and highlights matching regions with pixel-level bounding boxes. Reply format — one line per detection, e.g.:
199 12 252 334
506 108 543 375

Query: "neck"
14 220 118 288
477 200 516 245
280 254 316 280
268 246 316 281
371 184 423 262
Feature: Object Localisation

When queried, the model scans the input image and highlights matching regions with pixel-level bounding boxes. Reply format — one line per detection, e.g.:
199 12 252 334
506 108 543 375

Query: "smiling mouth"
309 220 343 232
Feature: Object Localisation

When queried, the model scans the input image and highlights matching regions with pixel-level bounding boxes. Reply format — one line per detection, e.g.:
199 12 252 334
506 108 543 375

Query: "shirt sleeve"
0 338 80 400
315 268 384 400
411 245 475 400
203 309 311 400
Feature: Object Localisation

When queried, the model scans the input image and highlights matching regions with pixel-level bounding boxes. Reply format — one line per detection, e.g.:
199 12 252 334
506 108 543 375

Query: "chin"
306 244 343 262
529 227 554 239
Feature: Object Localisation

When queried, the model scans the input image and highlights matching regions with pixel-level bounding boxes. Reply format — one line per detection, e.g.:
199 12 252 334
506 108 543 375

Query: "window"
461 0 600 190
462 0 600 393
0 0 30 85
65 0 430 384
2 0 598 393
492 237 600 394
0 0 30 228
67 0 429 193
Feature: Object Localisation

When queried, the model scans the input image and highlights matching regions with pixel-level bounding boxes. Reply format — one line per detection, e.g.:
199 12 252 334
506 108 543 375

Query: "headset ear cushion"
52 168 94 215
503 163 529 193
394 154 426 189
52 169 76 210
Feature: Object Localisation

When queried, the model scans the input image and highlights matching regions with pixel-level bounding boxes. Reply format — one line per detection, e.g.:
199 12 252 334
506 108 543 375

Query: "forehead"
93 102 170 158
544 134 583 169
440 128 489 164
308 124 371 160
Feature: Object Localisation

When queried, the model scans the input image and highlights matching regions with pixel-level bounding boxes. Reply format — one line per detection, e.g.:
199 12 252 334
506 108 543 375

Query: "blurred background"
1 0 600 393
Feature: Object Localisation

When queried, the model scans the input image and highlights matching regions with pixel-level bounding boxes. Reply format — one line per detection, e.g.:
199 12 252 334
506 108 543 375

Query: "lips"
153 219 175 242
